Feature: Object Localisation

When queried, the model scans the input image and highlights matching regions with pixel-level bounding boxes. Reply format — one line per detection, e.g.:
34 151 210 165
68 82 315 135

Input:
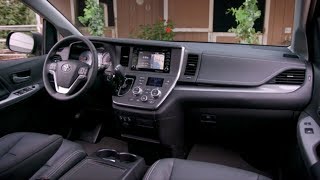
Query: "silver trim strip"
49 70 85 94
174 84 301 94
0 84 40 110
298 116 320 166
156 46 185 108
113 47 185 110
117 78 135 97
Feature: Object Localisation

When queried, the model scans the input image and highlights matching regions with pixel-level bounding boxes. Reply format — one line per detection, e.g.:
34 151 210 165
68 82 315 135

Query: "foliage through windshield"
50 0 294 46
0 0 295 56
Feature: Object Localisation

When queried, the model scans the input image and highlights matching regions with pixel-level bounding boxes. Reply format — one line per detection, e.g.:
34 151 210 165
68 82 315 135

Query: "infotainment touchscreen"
131 47 171 73
136 51 165 70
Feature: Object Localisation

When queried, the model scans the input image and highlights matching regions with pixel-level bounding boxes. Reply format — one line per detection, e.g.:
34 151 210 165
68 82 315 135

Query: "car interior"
1 0 320 179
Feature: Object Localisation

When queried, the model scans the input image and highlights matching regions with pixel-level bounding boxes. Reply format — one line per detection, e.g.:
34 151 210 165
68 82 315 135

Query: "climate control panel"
130 86 162 103
113 75 175 110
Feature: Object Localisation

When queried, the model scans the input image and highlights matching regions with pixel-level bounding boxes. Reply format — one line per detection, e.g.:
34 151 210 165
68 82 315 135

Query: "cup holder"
96 149 118 160
119 153 138 163
95 149 138 163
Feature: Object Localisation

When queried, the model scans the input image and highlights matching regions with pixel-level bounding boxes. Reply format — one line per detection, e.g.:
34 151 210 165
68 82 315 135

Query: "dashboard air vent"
51 55 62 62
120 47 130 67
269 69 306 85
184 54 199 76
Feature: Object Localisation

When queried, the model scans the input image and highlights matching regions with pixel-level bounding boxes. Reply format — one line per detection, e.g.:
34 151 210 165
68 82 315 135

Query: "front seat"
144 158 271 180
0 132 86 180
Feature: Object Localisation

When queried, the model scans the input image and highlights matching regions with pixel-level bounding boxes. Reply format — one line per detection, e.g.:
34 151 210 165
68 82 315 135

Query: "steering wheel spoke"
56 76 83 94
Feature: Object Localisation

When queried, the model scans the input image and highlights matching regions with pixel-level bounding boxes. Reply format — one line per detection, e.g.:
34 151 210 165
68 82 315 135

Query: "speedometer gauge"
79 51 92 65
98 52 112 69
102 52 112 69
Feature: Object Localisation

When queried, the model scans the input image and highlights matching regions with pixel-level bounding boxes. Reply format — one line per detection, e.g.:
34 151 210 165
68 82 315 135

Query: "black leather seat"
143 158 272 180
0 132 86 180
30 139 87 180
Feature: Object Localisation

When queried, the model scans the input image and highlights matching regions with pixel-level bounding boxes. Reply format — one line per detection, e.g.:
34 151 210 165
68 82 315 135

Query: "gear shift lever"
114 64 125 82
113 65 134 96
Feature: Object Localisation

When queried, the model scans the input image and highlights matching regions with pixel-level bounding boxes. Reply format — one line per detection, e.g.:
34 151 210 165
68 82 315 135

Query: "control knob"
141 95 148 102
151 89 161 98
132 86 143 96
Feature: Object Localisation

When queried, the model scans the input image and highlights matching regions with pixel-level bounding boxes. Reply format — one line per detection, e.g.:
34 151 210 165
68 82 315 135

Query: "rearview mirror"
6 32 35 54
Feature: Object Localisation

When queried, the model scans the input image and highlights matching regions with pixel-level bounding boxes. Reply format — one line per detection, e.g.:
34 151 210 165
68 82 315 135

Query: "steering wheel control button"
141 95 148 102
49 63 57 71
78 67 88 75
151 89 161 98
132 86 143 96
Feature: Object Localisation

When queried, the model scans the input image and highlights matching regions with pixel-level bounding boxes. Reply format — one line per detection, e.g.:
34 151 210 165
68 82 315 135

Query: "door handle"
12 74 31 83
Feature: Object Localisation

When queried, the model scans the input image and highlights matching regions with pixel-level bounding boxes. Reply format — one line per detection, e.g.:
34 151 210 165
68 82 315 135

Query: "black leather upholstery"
0 132 63 180
30 139 87 180
143 158 272 180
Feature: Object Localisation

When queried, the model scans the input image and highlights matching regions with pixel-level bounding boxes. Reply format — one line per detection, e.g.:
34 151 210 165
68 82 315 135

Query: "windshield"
49 0 294 46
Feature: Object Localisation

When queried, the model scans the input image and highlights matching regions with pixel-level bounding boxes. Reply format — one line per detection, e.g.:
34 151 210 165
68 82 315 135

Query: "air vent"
184 54 199 76
51 55 62 62
269 69 306 85
120 47 130 67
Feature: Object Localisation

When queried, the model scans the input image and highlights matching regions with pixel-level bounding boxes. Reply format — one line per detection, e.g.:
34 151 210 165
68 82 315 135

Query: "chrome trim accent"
297 116 320 166
117 78 135 97
157 47 185 109
61 63 71 72
0 84 40 109
49 70 85 94
113 47 185 110
174 84 301 94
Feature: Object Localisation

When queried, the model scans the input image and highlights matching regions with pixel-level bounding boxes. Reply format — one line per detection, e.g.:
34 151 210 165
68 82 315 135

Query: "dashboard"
53 38 312 111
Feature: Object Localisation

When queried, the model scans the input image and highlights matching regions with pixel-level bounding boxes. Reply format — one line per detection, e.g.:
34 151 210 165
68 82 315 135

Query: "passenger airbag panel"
197 54 306 86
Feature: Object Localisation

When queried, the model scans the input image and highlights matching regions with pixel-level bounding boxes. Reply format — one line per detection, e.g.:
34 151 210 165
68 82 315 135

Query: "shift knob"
114 64 125 80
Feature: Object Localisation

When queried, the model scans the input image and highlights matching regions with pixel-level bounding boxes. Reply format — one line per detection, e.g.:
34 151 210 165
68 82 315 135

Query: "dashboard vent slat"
120 47 130 67
184 54 199 76
269 69 306 85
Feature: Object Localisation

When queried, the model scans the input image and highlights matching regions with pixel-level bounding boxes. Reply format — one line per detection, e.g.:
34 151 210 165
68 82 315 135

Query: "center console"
60 149 146 180
113 46 184 110
112 44 185 159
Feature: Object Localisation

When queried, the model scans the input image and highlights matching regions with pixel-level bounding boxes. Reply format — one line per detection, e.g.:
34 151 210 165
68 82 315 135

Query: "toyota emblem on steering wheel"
61 64 71 72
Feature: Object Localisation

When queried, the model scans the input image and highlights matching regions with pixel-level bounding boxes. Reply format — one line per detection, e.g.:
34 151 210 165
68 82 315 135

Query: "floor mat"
187 144 268 176
76 137 128 155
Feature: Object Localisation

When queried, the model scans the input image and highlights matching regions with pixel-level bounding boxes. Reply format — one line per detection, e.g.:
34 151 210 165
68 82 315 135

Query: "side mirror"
6 32 35 54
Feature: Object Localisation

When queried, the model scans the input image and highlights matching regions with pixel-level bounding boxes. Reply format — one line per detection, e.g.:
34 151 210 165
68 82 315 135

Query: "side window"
0 0 43 60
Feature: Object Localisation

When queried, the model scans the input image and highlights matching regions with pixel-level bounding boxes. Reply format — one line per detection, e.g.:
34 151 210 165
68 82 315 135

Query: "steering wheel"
43 36 98 100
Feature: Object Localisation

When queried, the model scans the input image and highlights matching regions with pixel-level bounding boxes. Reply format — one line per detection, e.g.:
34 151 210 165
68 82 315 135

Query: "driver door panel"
0 56 45 110
0 55 47 136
